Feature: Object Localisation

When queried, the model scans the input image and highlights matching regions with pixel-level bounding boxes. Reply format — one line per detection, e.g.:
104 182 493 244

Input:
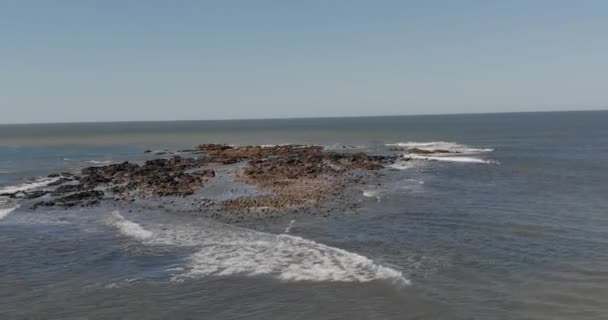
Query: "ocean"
1 110 607 319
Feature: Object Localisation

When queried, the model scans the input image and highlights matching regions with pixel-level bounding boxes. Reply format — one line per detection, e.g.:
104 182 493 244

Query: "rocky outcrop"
29 144 395 212
34 156 215 208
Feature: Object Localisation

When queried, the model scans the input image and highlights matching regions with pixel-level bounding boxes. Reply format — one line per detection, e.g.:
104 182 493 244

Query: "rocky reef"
6 144 396 215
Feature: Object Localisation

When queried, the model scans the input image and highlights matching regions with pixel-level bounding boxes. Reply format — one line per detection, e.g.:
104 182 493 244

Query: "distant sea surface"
1 111 607 319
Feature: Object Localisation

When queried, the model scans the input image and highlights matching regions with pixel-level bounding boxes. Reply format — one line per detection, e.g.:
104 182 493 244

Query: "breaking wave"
0 177 60 194
387 141 493 154
387 141 496 164
107 211 409 285
405 155 496 164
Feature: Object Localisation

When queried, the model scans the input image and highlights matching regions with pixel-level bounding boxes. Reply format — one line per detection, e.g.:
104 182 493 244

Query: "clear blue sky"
1 1 607 123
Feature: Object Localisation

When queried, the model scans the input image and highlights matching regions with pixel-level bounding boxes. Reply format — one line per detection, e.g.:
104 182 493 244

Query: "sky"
1 1 607 124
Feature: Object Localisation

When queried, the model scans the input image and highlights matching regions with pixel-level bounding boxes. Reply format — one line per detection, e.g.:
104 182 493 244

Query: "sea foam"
386 141 494 154
387 141 496 164
107 211 409 285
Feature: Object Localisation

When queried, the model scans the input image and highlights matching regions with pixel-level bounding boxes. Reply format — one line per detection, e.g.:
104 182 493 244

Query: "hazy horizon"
1 108 606 126
2 1 608 124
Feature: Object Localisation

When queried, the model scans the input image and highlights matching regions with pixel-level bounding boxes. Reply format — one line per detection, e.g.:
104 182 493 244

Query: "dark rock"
33 190 104 209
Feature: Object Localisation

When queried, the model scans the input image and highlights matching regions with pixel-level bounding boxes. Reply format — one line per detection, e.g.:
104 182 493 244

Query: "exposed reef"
6 144 396 216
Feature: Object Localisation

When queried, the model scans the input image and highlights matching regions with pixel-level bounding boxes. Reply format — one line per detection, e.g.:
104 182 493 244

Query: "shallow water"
1 111 607 319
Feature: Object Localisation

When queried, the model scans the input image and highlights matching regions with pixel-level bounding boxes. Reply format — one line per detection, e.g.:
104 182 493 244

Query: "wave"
107 211 409 285
405 155 496 164
86 160 113 165
0 204 19 220
387 141 494 154
387 141 497 164
0 177 61 194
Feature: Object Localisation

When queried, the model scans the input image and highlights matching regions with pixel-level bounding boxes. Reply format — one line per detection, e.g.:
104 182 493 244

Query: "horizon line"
1 108 607 126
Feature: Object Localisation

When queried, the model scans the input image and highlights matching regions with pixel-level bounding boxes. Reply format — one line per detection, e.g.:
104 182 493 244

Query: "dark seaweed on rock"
81 158 215 198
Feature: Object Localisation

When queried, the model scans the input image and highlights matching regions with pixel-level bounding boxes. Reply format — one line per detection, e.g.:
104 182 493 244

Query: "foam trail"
0 205 19 220
0 177 60 194
107 211 409 285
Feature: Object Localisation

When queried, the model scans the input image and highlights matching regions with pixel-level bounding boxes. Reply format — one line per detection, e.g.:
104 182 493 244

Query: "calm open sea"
1 111 607 319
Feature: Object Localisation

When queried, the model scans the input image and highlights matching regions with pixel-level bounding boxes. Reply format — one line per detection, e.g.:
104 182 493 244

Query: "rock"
31 144 395 212
34 190 104 208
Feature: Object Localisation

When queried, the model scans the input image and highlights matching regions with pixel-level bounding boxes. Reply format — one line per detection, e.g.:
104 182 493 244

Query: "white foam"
108 211 153 240
405 154 495 164
0 205 19 220
0 177 60 194
387 141 493 154
106 211 409 285
178 234 408 284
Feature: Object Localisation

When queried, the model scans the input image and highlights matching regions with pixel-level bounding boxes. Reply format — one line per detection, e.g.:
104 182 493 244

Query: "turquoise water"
1 111 607 319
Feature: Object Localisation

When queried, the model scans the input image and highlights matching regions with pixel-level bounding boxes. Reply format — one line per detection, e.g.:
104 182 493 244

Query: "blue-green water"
1 111 607 319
